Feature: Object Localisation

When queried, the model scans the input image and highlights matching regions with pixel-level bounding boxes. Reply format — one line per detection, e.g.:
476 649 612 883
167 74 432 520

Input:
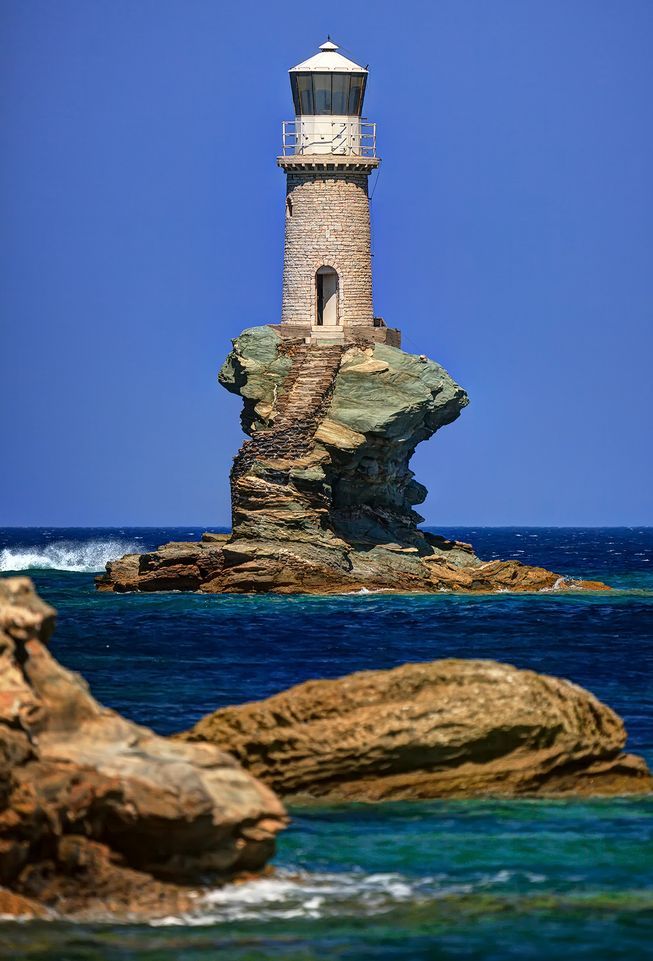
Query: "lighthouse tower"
277 40 400 347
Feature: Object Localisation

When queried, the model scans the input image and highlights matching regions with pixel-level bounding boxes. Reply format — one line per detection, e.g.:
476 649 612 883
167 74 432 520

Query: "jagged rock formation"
0 577 287 920
180 659 653 801
98 326 608 594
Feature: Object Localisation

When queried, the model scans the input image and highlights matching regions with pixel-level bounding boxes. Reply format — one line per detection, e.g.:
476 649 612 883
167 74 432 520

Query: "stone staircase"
310 326 345 345
232 344 344 481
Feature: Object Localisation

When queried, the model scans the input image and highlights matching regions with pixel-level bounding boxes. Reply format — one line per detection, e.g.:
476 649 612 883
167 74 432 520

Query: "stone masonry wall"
281 171 374 329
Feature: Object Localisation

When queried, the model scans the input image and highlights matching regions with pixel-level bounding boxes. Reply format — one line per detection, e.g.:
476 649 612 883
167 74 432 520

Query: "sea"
0 526 652 960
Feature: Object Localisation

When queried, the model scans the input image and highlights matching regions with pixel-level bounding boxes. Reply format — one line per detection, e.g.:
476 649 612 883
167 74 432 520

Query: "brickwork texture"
281 171 374 329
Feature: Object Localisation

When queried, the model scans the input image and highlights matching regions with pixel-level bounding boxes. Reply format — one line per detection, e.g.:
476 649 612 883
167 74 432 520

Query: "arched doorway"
316 266 339 326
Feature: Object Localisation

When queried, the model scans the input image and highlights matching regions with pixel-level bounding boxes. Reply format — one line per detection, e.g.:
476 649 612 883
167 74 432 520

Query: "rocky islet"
97 327 608 595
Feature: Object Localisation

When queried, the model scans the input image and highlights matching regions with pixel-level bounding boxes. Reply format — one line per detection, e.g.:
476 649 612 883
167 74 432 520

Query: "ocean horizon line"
1 524 652 531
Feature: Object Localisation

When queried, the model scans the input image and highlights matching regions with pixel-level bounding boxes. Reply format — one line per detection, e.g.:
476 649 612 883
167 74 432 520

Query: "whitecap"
147 870 432 926
0 539 142 573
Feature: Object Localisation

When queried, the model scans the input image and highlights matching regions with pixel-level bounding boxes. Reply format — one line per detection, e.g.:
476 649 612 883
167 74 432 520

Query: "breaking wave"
149 867 549 926
0 539 140 573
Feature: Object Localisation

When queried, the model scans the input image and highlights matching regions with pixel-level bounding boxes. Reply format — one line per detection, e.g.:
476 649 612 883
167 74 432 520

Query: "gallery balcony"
279 119 379 172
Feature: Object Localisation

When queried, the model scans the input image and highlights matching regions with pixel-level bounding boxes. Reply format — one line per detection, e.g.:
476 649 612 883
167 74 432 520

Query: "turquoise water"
0 528 652 959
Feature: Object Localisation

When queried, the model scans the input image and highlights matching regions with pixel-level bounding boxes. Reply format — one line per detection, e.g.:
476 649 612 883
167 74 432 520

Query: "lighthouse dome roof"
289 40 367 74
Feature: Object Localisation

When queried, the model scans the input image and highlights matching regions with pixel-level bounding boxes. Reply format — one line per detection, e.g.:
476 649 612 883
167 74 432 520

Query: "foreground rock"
98 327 608 595
0 577 287 920
180 659 652 801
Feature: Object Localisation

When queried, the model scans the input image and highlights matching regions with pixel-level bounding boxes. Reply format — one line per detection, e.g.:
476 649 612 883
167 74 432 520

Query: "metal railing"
281 119 377 158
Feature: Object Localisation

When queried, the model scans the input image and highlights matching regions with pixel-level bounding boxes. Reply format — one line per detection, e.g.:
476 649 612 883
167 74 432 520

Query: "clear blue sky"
1 0 651 526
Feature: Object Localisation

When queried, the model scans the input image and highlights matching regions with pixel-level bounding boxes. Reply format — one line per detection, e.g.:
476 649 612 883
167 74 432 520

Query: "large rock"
98 328 608 594
181 659 652 801
0 577 287 919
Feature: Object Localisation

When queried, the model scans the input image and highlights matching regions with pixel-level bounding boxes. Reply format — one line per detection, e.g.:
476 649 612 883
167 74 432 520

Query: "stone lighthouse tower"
277 40 400 347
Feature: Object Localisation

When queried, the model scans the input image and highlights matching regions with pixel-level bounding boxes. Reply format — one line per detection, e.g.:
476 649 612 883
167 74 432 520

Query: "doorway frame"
315 265 340 327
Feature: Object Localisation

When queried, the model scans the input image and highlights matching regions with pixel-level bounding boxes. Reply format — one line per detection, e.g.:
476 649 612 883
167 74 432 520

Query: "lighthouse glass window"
348 76 364 114
295 75 314 114
331 74 348 114
313 75 331 114
291 73 366 116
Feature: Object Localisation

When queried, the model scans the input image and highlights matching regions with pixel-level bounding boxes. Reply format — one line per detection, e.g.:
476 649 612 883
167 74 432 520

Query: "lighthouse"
277 40 400 347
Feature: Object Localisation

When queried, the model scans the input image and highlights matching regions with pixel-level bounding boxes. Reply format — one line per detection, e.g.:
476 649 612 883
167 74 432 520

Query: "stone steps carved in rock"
231 344 343 482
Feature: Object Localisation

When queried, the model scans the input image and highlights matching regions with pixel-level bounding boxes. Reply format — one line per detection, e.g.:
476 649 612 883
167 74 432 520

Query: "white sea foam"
0 866 550 926
0 539 141 573
538 576 567 593
147 866 544 927
150 871 415 925
344 587 389 595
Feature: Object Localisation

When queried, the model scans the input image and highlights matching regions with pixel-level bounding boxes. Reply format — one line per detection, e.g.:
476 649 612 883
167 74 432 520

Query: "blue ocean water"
0 527 652 960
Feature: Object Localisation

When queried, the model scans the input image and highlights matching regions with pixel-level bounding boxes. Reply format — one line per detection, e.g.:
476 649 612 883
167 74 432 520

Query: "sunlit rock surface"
181 658 652 801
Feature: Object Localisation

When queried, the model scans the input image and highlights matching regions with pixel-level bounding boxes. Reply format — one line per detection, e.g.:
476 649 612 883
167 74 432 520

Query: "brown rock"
0 577 288 919
0 887 48 919
98 536 608 596
423 557 610 593
181 659 652 801
96 551 141 592
201 532 230 544
97 540 224 592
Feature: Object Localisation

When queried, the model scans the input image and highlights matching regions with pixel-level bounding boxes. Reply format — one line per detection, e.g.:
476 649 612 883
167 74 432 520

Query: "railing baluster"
280 120 377 158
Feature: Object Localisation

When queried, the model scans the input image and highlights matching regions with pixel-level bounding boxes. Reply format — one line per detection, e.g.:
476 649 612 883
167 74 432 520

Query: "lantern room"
290 40 367 117
284 40 375 157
